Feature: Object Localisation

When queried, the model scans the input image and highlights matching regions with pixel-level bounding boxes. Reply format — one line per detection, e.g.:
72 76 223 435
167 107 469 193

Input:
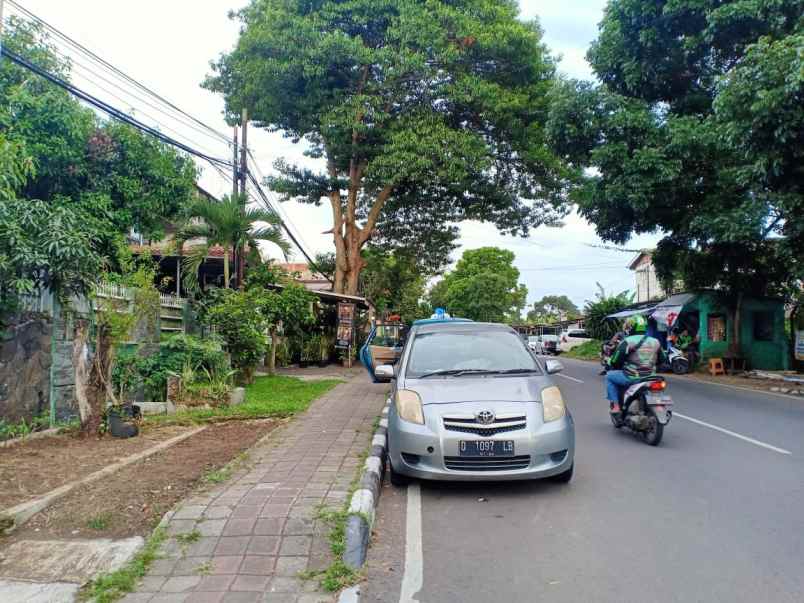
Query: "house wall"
633 256 665 303
690 294 788 370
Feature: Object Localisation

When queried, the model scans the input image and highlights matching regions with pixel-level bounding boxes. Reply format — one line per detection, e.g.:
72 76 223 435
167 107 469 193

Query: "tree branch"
360 185 394 245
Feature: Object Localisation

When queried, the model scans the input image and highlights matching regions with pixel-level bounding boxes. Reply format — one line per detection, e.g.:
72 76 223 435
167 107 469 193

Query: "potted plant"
106 403 140 438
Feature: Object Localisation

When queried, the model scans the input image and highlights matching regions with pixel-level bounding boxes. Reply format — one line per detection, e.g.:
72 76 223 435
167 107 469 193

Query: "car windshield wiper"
492 368 541 375
417 369 499 379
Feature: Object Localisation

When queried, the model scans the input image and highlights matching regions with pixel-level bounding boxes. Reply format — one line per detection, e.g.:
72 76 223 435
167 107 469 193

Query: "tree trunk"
729 292 744 356
223 246 231 289
268 327 277 376
73 319 104 436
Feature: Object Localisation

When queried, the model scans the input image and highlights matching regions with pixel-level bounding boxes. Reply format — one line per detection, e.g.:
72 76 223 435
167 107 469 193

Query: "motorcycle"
659 343 690 375
611 376 673 446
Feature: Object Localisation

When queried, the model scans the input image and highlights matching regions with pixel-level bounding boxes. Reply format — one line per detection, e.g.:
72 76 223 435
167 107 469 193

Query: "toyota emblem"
476 410 495 425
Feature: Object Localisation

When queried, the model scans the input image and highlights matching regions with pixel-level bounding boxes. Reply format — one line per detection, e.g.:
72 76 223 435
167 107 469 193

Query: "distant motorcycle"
611 376 673 446
659 343 690 375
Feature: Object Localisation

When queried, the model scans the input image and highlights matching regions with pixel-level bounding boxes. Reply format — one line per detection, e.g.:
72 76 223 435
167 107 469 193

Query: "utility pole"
232 125 239 198
1 0 5 59
237 108 248 289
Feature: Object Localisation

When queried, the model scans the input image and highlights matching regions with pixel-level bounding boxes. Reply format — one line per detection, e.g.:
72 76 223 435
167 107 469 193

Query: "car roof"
411 317 473 327
413 321 514 335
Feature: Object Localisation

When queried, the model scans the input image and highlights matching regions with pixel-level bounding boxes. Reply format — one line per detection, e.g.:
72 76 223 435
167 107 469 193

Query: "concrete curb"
340 400 391 581
0 426 206 534
0 427 62 449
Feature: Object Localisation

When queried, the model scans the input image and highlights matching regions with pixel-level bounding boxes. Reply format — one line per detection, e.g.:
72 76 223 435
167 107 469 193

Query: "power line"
6 0 231 145
4 47 232 167
245 151 318 256
24 30 233 151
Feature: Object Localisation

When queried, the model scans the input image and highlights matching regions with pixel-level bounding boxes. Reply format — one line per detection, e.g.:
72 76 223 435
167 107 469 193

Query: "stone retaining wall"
0 318 52 423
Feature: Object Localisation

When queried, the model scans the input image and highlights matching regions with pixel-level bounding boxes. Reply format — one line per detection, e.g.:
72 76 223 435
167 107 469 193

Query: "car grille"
442 414 527 437
444 455 531 471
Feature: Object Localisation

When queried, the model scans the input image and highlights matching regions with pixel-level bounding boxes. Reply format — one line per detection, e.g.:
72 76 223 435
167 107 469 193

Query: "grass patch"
301 447 372 592
194 561 212 575
87 513 111 531
562 339 602 361
302 507 360 592
202 451 250 485
175 529 201 545
145 375 341 426
79 527 167 603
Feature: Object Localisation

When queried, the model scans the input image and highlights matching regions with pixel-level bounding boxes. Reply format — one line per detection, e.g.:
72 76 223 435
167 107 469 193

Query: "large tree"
2 17 198 243
547 0 803 349
205 0 571 294
527 294 579 324
434 247 527 323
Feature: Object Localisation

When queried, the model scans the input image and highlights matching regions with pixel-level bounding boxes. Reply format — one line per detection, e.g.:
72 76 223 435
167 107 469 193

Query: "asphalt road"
362 358 804 603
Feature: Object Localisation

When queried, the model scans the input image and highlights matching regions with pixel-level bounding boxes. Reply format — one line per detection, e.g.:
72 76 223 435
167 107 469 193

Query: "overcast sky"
15 0 660 308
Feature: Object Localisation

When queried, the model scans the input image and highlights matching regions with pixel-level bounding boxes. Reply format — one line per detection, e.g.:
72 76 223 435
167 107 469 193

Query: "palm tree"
177 194 290 290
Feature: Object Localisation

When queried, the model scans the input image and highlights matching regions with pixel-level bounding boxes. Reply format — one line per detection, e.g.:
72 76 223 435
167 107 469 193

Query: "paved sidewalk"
124 371 387 603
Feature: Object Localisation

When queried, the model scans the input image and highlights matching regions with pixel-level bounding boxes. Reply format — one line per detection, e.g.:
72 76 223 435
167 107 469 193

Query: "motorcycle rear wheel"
641 412 664 446
671 357 689 375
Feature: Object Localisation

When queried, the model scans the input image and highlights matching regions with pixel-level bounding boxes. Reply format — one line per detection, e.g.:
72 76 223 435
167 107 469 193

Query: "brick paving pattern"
124 369 387 603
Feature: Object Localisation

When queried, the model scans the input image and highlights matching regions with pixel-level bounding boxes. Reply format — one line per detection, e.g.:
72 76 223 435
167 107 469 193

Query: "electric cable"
6 0 231 145
4 48 231 167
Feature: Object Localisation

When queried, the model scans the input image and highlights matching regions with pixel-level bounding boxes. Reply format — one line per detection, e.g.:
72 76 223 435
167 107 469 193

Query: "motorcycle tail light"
649 380 666 392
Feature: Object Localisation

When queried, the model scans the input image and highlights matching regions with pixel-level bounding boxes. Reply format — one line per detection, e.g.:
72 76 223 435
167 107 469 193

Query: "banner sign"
796 330 804 362
336 302 356 348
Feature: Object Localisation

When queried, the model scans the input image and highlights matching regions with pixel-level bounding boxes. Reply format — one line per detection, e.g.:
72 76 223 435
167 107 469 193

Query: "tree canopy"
432 247 527 323
359 247 430 322
547 0 803 302
1 17 198 243
205 0 572 294
527 294 579 324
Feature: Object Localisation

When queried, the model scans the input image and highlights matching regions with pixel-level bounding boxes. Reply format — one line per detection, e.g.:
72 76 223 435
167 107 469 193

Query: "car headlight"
395 389 424 425
541 386 566 422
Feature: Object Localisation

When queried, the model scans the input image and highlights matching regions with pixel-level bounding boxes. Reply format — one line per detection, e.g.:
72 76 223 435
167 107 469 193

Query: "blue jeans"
606 370 631 404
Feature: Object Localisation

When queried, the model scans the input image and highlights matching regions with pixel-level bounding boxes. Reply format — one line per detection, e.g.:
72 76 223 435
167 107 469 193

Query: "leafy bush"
583 284 634 341
113 334 228 401
201 289 270 379
563 339 602 361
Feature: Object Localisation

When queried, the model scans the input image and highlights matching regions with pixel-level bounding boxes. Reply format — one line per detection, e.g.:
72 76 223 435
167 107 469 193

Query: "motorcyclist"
599 330 625 375
605 315 667 414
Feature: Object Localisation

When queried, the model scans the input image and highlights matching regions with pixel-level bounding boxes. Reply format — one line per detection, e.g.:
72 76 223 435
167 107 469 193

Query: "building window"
707 314 726 342
753 311 774 342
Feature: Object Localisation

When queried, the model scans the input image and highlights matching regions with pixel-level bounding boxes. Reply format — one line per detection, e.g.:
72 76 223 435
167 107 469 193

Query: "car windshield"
406 330 540 378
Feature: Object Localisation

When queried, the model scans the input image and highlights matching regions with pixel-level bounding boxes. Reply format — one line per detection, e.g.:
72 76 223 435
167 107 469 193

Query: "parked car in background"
559 328 591 352
379 321 575 485
529 334 560 355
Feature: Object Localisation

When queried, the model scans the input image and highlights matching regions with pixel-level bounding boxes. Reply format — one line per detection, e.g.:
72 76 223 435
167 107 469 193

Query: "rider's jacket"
610 334 667 379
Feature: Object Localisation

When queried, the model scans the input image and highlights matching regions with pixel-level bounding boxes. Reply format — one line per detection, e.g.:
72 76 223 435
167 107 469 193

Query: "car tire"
389 461 410 487
551 462 574 483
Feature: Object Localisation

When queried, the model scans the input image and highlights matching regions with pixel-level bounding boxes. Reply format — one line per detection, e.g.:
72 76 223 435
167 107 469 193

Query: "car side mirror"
545 359 564 375
374 364 395 380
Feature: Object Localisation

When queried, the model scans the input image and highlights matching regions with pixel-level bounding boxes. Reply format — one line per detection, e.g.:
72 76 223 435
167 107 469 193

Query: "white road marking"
669 374 804 401
674 412 792 456
399 482 424 603
556 373 584 383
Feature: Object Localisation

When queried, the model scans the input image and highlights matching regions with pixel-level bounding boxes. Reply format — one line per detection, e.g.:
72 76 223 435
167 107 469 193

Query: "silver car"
377 321 575 485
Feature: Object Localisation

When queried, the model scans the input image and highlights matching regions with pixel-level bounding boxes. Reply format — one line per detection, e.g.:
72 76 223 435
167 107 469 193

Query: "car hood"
402 375 553 405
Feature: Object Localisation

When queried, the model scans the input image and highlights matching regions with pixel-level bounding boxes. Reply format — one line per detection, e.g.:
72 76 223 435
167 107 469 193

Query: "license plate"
647 394 673 406
459 440 514 457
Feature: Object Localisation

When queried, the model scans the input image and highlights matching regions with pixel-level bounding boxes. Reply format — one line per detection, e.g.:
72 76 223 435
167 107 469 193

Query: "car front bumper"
388 401 575 482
